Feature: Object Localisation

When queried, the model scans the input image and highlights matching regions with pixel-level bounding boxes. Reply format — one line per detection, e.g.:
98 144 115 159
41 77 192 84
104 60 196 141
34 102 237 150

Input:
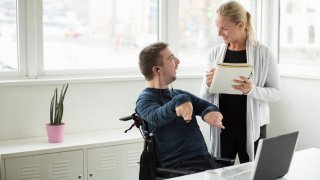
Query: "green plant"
50 84 69 125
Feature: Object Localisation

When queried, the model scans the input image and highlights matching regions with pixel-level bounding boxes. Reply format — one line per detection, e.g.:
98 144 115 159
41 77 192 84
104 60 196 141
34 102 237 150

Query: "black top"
219 49 247 135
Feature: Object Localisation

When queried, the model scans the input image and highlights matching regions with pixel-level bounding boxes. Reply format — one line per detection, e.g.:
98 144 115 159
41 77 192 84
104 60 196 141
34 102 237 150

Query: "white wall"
269 76 320 150
0 80 146 140
0 77 319 151
0 78 203 141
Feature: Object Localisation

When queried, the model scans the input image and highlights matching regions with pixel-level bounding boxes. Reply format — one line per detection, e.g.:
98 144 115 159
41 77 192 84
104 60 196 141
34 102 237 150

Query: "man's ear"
153 66 160 73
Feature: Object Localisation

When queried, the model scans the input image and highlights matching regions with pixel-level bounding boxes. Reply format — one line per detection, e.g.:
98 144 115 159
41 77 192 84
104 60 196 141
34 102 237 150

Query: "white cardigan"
200 39 282 161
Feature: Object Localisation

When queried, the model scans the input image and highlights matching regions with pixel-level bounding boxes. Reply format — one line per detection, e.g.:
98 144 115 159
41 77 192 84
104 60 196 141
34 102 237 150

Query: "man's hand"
203 111 225 129
175 102 193 122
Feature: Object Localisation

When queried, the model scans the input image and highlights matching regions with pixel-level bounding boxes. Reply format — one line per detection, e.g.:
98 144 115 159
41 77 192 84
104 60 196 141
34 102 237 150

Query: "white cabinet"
0 129 143 180
87 143 141 180
5 150 84 180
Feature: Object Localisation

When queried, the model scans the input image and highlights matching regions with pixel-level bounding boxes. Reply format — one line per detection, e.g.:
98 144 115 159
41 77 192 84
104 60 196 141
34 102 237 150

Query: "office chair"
119 113 234 180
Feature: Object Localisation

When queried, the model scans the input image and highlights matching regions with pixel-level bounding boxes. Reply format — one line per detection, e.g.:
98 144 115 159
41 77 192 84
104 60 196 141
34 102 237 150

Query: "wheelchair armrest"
156 167 194 175
156 167 195 179
155 158 234 178
215 157 235 167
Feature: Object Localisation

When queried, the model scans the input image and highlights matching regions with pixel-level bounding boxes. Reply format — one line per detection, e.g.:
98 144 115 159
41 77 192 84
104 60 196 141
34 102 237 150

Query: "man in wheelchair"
135 42 232 179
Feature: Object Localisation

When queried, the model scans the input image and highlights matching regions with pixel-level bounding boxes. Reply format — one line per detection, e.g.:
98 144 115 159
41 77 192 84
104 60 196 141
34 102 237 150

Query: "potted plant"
46 83 69 143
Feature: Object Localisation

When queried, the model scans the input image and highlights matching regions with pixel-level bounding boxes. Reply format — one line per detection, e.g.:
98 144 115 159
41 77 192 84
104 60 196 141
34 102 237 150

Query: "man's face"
158 48 180 85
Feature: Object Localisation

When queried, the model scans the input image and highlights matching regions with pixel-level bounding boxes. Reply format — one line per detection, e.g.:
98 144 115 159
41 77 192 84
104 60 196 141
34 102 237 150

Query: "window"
280 0 320 65
43 0 158 71
0 0 260 80
309 26 315 44
0 0 18 71
177 0 254 68
287 26 293 44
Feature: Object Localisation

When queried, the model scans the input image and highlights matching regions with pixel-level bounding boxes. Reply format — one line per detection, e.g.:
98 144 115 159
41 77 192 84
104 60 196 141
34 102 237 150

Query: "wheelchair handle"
119 114 134 121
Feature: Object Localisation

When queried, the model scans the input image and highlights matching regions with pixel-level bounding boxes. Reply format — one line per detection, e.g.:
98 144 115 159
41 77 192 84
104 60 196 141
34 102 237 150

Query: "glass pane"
43 0 158 70
178 0 252 67
280 0 320 65
0 0 18 71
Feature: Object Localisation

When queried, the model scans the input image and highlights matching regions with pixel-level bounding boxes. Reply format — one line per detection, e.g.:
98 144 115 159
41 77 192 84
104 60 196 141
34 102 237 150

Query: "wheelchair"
119 113 234 180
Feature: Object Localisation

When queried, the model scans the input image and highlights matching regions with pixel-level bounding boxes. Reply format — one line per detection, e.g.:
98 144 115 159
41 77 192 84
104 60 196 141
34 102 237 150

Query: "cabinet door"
87 142 142 180
5 150 84 180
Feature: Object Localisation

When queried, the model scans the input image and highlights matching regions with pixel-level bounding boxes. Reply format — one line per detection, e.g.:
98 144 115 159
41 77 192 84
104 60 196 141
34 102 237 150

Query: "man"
135 42 225 172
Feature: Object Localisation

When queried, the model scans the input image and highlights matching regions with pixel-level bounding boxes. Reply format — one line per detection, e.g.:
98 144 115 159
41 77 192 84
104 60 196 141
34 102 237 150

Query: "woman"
200 1 281 163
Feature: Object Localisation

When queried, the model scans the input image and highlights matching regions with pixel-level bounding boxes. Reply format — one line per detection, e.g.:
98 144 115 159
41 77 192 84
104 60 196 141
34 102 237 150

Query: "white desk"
169 148 320 180
280 148 320 180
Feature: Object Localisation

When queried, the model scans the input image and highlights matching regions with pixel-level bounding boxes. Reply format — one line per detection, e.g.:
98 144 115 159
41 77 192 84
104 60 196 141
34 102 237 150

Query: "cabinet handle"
78 175 82 179
89 173 94 177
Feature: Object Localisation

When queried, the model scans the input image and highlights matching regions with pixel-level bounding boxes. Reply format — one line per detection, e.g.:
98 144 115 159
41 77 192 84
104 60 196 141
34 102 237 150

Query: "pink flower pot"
46 123 65 143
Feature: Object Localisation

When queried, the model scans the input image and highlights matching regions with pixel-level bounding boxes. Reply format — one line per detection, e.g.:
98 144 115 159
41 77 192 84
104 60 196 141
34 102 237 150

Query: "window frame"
2 0 319 83
40 0 158 78
273 0 320 79
1 0 162 80
0 0 25 79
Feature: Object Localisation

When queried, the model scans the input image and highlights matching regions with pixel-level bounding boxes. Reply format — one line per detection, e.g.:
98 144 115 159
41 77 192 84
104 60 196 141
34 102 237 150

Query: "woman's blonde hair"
216 1 256 45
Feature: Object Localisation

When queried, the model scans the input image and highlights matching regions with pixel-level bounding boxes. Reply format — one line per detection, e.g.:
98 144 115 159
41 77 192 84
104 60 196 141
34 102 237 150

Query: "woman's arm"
247 46 282 102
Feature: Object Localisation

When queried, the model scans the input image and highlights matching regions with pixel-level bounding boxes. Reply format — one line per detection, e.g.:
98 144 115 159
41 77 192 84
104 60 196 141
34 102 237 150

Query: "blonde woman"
200 1 281 163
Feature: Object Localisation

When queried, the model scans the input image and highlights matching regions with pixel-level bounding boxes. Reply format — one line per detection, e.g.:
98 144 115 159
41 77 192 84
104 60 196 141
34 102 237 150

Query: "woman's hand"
206 68 215 87
232 76 253 94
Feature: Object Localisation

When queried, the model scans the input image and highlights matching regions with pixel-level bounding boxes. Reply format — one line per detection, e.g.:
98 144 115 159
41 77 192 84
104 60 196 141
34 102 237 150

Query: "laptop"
208 131 299 180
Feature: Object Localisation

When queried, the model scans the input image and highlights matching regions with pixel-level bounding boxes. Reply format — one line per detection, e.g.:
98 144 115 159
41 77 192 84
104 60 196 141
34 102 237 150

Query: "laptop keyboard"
224 170 252 180
221 163 253 180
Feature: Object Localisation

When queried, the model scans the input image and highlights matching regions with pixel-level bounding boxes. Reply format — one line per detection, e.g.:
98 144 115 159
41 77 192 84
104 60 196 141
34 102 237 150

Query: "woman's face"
215 14 245 43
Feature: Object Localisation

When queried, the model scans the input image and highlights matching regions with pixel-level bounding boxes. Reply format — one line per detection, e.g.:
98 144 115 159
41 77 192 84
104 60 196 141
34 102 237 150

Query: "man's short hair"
139 42 168 80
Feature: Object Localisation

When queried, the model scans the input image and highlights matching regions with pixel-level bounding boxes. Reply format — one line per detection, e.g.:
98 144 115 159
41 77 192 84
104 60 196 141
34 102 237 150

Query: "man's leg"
173 155 217 172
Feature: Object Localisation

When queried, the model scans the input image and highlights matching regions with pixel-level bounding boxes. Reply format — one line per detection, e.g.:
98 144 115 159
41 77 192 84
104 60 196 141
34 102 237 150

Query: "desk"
169 148 320 180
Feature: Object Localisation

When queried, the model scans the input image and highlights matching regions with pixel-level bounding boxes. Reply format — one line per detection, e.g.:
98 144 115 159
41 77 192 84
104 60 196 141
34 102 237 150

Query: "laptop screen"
252 131 299 180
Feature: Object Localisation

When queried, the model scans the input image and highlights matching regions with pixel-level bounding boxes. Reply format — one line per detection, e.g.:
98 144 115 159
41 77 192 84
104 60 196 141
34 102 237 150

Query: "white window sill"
0 73 203 87
3 64 319 87
0 75 145 87
279 64 320 80
0 66 205 87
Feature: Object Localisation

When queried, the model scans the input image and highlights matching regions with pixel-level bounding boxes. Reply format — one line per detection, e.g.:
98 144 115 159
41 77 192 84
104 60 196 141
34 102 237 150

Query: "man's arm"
177 90 218 115
203 111 225 129
177 90 224 128
135 93 193 127
175 102 193 121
